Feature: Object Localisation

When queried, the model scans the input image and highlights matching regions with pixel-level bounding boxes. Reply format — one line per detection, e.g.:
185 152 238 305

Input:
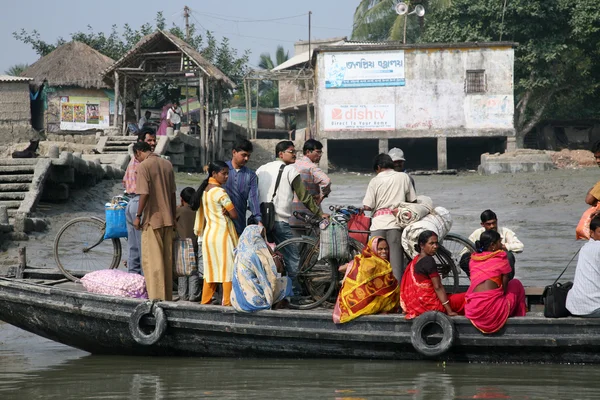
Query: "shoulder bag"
260 164 286 234
542 249 578 318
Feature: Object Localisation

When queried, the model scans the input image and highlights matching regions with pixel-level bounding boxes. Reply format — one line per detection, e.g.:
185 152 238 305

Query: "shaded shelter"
102 30 236 165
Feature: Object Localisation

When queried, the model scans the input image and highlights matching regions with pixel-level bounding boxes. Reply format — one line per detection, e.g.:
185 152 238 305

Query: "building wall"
0 81 34 144
315 46 515 141
46 87 111 133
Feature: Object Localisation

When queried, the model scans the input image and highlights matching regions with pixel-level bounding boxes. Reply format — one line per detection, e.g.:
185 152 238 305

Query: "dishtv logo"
331 107 387 120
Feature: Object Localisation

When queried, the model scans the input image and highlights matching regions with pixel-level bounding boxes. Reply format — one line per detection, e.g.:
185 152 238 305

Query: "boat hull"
1 278 599 363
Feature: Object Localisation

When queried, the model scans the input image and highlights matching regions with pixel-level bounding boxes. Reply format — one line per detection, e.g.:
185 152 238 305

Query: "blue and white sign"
324 51 405 89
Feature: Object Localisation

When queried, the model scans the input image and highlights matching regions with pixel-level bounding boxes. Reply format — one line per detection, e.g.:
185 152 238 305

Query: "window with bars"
466 70 486 93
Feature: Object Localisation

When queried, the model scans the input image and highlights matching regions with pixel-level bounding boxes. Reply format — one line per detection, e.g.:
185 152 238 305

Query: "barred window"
466 70 486 94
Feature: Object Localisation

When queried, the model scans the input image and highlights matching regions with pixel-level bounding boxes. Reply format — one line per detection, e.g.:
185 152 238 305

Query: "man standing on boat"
122 127 157 275
463 209 524 279
256 140 326 296
224 138 262 236
289 139 331 229
567 217 600 317
584 141 600 206
388 147 415 191
133 141 177 301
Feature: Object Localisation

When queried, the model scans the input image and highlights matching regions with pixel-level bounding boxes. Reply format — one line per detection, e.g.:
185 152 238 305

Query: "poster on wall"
324 104 395 131
86 104 100 124
73 104 86 123
61 104 74 122
324 51 405 88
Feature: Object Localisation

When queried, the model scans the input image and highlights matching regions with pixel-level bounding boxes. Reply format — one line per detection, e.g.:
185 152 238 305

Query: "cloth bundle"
81 269 148 299
173 238 198 277
395 196 433 229
401 206 453 259
319 216 350 261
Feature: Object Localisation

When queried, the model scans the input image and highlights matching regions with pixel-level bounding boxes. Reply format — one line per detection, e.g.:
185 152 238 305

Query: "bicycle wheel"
435 246 460 293
274 236 336 310
321 238 366 307
440 233 476 265
53 217 122 282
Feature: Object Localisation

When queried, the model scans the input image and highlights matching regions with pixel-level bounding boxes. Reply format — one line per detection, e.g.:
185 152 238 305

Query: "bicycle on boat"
53 195 129 282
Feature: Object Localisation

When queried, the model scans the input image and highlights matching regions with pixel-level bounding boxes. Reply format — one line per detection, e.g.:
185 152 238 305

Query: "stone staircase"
99 135 137 154
0 159 38 223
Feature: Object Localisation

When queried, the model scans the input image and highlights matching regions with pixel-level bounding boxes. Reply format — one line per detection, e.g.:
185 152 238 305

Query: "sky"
0 0 356 74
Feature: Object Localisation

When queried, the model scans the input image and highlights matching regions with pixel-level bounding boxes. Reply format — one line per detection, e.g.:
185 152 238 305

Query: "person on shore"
290 139 331 228
464 230 527 333
256 140 326 296
585 141 600 206
192 161 239 306
175 187 201 302
363 153 417 281
132 141 177 301
567 217 600 317
388 147 415 191
122 127 157 275
224 138 262 236
138 110 151 130
333 236 400 323
167 101 182 131
463 210 524 279
400 230 465 319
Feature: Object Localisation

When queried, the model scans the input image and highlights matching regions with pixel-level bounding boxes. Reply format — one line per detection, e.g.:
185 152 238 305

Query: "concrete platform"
478 150 556 175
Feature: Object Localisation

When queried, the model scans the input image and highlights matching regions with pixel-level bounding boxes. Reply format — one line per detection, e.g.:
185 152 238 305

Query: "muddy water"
1 168 600 399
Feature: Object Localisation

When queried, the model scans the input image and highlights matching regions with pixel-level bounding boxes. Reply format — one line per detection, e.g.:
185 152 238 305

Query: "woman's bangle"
442 300 450 306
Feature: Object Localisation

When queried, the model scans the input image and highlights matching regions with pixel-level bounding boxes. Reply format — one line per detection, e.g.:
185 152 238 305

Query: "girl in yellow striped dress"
192 161 239 306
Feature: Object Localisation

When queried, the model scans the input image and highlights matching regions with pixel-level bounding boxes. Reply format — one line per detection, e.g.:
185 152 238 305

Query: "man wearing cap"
388 147 415 191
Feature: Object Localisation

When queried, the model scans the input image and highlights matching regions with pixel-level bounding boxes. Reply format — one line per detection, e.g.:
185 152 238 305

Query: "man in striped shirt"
224 138 261 236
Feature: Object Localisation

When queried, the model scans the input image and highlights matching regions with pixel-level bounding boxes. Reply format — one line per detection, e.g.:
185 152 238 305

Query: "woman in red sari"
465 230 526 333
333 236 400 324
400 230 466 319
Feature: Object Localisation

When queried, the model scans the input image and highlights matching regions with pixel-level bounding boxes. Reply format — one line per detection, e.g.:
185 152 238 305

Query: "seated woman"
333 237 400 324
231 225 293 312
400 230 465 319
465 230 527 333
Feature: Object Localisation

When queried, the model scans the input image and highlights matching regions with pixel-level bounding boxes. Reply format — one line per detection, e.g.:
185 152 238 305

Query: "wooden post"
135 81 141 127
211 83 216 161
217 81 224 160
122 75 128 135
16 247 26 279
199 75 205 167
255 80 259 139
306 78 311 140
244 79 251 139
205 77 210 162
185 78 190 125
113 71 120 127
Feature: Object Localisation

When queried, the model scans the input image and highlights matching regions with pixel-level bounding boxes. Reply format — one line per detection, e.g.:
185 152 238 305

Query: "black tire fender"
129 301 167 346
410 311 455 357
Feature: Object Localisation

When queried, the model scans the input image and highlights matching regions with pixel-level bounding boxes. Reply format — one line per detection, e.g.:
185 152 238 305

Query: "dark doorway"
388 138 437 171
447 137 506 170
328 139 379 172
30 83 45 131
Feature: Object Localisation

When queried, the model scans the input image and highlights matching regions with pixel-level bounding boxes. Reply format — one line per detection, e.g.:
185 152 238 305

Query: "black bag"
260 164 285 235
542 281 573 318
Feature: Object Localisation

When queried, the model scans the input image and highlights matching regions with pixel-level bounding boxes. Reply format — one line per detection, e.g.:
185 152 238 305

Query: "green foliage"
421 0 600 138
4 63 29 76
256 45 290 108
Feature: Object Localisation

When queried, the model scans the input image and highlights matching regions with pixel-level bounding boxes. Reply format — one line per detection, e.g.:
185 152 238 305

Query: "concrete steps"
0 183 30 192
0 192 26 200
0 159 38 225
0 174 35 183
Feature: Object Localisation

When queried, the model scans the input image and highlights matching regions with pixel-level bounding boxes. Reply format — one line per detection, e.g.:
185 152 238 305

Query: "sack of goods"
104 198 128 239
319 215 350 261
395 195 434 229
402 206 453 259
173 237 198 277
81 269 148 299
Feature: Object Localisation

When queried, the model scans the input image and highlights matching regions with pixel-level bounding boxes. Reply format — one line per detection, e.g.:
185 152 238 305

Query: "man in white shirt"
463 209 524 278
138 110 151 130
567 217 600 317
256 140 326 296
362 153 417 280
166 101 182 130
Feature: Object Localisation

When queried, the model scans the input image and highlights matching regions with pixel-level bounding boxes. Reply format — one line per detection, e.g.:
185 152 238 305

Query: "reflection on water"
2 323 600 399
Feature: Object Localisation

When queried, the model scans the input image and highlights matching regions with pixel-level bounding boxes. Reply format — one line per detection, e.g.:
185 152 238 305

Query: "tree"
4 63 29 76
13 12 250 108
421 0 600 144
256 45 290 108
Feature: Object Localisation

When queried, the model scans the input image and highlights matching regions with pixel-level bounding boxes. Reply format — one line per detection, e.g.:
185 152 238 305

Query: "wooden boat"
0 277 599 363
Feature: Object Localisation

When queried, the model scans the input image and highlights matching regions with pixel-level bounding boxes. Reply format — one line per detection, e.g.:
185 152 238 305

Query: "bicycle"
53 195 128 282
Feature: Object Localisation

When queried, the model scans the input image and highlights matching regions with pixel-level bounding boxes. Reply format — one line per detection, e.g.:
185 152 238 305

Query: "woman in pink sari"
156 104 171 136
465 230 526 333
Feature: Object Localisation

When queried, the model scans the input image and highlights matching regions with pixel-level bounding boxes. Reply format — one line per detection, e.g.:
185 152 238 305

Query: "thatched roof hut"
22 41 114 89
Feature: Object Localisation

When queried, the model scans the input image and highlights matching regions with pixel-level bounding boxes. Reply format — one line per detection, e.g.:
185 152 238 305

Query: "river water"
2 168 600 399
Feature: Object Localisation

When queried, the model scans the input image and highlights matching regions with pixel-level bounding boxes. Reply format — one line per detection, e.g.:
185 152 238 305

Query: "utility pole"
308 11 312 68
184 6 190 41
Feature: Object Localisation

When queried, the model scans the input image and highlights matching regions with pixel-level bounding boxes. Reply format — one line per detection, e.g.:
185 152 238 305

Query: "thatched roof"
102 30 235 88
22 41 114 89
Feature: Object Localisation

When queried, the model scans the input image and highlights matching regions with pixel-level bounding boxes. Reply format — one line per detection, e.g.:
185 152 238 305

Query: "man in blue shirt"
225 138 262 235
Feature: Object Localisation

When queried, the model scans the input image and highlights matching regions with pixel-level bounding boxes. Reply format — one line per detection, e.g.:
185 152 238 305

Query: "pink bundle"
81 269 148 299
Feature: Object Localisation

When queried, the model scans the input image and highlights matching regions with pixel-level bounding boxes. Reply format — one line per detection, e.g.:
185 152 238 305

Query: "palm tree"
257 45 290 108
5 63 29 76
351 0 452 42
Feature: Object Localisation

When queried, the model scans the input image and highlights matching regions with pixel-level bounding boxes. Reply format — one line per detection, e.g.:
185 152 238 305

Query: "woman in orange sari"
333 236 400 324
400 230 465 319
465 230 526 333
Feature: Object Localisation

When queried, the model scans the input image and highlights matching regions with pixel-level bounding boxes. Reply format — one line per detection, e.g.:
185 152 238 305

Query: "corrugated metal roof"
0 75 32 83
